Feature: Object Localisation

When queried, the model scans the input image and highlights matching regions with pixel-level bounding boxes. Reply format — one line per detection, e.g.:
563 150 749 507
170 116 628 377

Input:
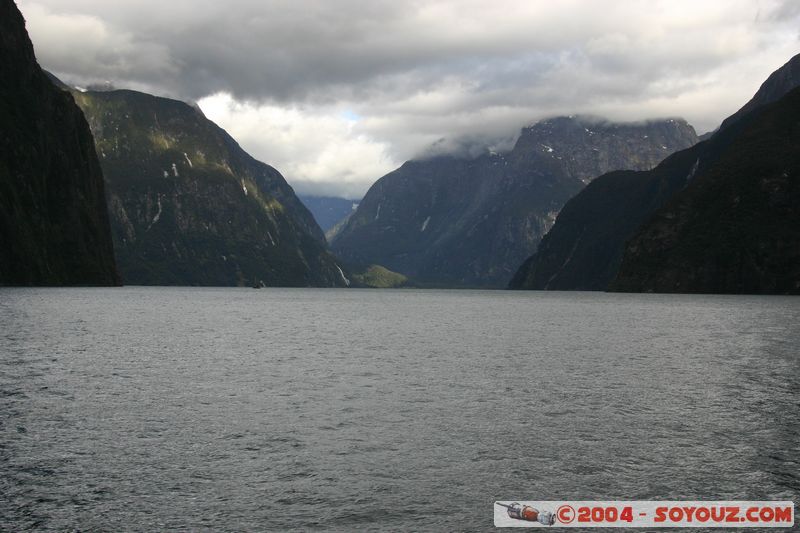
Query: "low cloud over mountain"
19 0 800 198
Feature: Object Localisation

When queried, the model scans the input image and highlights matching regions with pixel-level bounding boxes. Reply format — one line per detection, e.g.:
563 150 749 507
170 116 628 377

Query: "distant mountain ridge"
0 0 118 285
511 53 800 294
72 88 350 286
299 195 357 234
332 116 697 287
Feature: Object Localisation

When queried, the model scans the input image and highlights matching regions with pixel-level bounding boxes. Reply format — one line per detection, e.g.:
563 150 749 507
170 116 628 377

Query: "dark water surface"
1 288 798 531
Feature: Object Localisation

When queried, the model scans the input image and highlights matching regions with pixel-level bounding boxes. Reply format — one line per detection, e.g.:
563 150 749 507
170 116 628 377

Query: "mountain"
508 146 705 290
298 195 358 234
718 54 800 131
0 0 118 286
332 116 697 287
610 87 800 294
325 210 355 243
71 89 350 287
510 53 800 293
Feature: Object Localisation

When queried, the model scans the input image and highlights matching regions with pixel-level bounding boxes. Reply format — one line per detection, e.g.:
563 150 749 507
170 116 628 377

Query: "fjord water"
1 288 798 531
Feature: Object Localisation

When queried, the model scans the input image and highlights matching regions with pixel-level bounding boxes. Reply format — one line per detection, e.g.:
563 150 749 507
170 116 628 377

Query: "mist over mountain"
332 116 697 287
0 0 118 285
24 0 797 200
5 0 797 294
511 53 800 294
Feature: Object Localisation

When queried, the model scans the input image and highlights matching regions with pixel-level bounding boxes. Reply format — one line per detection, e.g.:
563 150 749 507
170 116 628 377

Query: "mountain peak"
718 52 800 131
510 53 800 294
333 116 697 287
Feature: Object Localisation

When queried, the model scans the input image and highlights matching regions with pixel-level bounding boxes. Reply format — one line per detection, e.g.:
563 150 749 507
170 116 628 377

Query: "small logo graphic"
556 505 576 524
496 502 556 525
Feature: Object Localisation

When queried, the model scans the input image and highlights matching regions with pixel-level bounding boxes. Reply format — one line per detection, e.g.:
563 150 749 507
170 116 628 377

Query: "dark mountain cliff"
72 89 349 286
0 0 118 285
611 88 800 294
511 53 800 293
332 116 697 287
508 146 706 290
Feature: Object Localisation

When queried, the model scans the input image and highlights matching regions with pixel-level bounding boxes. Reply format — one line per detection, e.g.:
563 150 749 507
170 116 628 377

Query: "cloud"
20 3 175 93
197 94 396 199
17 0 800 198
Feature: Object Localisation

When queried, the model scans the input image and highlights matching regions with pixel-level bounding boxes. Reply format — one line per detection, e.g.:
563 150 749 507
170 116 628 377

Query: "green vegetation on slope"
73 89 348 287
353 265 409 288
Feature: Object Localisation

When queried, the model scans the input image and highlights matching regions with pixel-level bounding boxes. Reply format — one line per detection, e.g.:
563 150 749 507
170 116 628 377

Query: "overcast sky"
18 0 800 199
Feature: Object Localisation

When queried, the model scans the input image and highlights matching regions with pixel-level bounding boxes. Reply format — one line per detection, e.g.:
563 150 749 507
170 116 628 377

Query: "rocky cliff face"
611 88 800 294
511 53 800 293
0 0 118 285
73 89 349 286
332 116 697 287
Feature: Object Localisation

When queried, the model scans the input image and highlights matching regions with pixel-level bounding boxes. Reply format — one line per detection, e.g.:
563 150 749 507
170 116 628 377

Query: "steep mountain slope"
72 89 349 286
508 147 705 290
299 195 358 233
332 116 697 287
511 54 800 292
718 53 800 131
0 0 118 285
611 87 800 294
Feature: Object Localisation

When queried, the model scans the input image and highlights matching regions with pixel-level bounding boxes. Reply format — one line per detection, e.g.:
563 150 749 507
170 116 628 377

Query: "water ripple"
0 288 798 531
